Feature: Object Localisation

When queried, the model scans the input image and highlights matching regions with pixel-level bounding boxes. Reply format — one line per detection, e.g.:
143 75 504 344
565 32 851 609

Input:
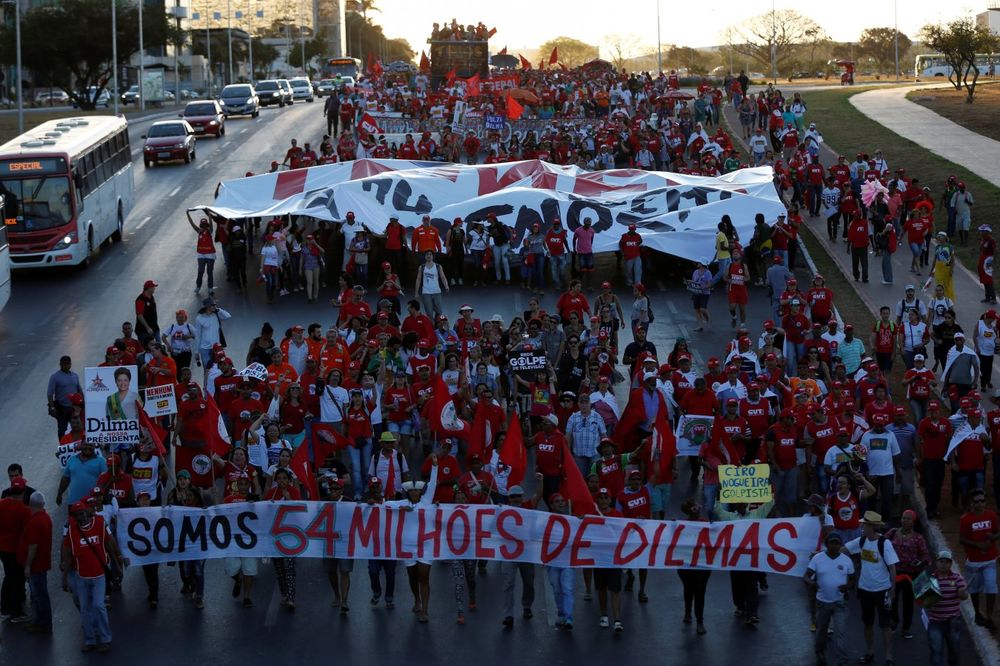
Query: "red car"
143 120 196 167
181 100 226 137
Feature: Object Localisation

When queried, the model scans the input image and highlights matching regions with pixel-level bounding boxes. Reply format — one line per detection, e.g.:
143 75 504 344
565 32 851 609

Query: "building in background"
977 2 1000 35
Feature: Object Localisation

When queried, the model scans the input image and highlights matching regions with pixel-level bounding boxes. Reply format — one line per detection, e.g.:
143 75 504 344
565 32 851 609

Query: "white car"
289 78 314 103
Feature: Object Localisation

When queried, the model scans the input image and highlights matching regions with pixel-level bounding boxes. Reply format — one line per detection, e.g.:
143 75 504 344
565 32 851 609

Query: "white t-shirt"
858 429 899 477
807 551 855 602
846 536 899 591
261 244 279 268
976 319 997 356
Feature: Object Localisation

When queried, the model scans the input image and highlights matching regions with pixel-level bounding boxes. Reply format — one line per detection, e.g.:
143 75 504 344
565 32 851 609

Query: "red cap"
872 412 890 425
844 400 857 409
598 375 610 383
367 339 379 349
806 404 819 414
9 477 26 491
105 346 119 355
186 381 199 390
418 338 431 348
707 357 720 367
658 363 671 374
143 279 158 289
378 311 389 319
292 324 305 332
894 406 906 415
726 364 739 373
844 324 854 331
837 427 849 436
601 281 612 290
780 408 795 419
928 400 941 410
763 319 774 329
382 261 392 270
764 352 777 361
726 398 739 405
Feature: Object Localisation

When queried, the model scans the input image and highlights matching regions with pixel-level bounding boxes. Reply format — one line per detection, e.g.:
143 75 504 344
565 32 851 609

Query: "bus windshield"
0 176 73 232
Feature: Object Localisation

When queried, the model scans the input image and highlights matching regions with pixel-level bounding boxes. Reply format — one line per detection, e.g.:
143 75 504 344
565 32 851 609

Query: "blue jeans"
625 258 642 286
263 270 278 300
73 574 111 646
713 258 731 287
771 467 799 513
28 572 51 630
494 243 510 280
196 257 215 290
530 254 546 289
546 566 575 624
785 341 805 378
180 560 205 597
703 483 719 517
349 438 373 498
549 254 568 286
882 252 893 283
928 616 962 666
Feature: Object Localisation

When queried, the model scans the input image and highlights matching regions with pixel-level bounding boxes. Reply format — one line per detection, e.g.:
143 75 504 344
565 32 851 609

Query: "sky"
372 0 986 57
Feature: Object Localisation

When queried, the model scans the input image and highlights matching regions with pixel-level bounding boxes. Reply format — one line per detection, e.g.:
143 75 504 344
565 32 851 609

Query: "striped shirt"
566 410 607 459
927 570 967 622
839 338 865 375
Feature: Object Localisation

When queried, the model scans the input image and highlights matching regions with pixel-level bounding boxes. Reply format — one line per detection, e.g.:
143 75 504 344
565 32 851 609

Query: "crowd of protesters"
0 55 994 666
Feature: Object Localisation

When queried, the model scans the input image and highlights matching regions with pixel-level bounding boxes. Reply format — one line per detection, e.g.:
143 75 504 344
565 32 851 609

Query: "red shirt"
847 218 869 249
556 292 590 321
782 313 810 344
95 472 134 502
178 397 208 441
593 455 628 499
904 368 935 400
872 321 897 353
807 287 834 321
619 232 642 260
66 516 109 579
805 416 842 461
960 510 1000 562
457 470 495 504
532 431 567 476
740 398 772 438
18 510 52 573
423 454 461 503
263 485 302 501
955 431 987 472
918 416 951 460
616 486 652 519
0 498 31 552
680 389 716 417
402 314 435 342
214 374 243 412
766 424 799 470
544 230 569 256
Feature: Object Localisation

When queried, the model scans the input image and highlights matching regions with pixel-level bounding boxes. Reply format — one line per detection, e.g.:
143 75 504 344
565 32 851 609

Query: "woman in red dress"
725 249 750 328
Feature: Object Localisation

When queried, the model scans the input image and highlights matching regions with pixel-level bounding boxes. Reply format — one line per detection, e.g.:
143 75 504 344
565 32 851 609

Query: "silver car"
218 84 259 117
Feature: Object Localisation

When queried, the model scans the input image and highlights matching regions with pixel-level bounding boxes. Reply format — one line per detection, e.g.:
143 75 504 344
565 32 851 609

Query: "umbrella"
658 90 694 102
507 88 540 104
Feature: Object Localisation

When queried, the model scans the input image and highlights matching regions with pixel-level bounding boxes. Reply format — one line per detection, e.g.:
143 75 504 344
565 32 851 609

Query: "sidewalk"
720 97 988 347
851 85 1000 189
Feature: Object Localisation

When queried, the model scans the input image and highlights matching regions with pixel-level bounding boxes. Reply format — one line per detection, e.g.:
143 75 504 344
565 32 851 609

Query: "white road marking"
240 128 248 134
656 280 668 292
263 585 282 627
666 301 678 315
196 160 211 170
135 216 151 231
169 186 182 198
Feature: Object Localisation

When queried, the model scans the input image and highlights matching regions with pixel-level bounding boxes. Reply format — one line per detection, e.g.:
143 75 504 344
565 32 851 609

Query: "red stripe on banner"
572 173 648 196
350 159 399 180
272 169 309 199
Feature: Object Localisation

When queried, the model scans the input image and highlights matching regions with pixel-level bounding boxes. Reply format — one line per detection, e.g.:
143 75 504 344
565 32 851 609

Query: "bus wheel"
80 228 94 269
112 204 124 243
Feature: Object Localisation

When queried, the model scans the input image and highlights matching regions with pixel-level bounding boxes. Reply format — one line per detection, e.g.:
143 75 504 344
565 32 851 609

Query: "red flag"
519 54 532 70
445 67 458 87
419 50 430 71
203 395 232 457
290 440 320 500
538 60 545 70
366 52 375 74
559 443 599 516
137 406 167 458
358 111 383 135
372 58 384 78
498 412 527 488
506 94 524 120
463 73 480 99
427 377 471 440
468 402 492 461
311 422 352 464
499 46 508 56
558 62 567 71
487 26 497 38
549 46 559 65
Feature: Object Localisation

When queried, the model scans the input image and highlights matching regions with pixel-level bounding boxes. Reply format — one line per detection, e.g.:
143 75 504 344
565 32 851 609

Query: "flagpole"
656 0 662 75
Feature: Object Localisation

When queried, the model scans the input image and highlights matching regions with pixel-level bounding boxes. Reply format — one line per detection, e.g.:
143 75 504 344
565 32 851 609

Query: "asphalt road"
0 102 980 664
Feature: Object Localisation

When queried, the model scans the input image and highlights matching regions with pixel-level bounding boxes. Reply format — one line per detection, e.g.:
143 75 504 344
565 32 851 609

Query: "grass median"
802 86 1000 272
907 81 1000 143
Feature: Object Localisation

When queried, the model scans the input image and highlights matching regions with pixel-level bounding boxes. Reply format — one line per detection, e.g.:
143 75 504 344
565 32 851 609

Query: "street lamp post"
246 0 254 83
204 0 212 96
299 0 306 76
111 0 119 115
5 0 24 134
893 0 899 82
138 0 145 110
770 0 777 84
656 0 662 75
227 0 233 84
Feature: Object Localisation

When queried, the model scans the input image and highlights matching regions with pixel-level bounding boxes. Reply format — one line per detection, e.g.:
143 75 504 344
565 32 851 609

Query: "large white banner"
199 160 785 263
84 365 140 448
117 502 822 575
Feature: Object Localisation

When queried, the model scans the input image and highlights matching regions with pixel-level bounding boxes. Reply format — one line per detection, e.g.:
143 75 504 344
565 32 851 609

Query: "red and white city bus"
0 115 135 268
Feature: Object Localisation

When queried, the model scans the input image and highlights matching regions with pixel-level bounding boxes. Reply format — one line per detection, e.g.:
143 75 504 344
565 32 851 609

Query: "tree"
857 27 911 75
722 10 822 78
537 36 600 68
287 37 326 70
602 33 642 71
385 38 415 64
666 46 711 76
251 39 279 79
921 18 1000 102
0 0 174 109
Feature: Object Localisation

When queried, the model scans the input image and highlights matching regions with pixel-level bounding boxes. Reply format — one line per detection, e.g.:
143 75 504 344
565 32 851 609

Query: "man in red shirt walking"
960 488 1000 629
847 213 870 283
619 224 643 287
0 477 31 621
19 489 52 633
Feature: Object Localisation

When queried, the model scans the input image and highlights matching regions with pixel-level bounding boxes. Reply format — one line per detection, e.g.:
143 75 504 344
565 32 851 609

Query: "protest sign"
143 383 177 417
84 365 140 449
484 114 507 131
509 350 547 374
675 414 714 457
240 363 268 381
719 464 773 503
117 501 822 576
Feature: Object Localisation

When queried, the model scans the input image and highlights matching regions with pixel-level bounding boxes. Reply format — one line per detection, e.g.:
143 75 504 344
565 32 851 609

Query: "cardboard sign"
240 362 268 381
509 350 547 374
719 464 773 503
143 383 178 417
675 414 714 457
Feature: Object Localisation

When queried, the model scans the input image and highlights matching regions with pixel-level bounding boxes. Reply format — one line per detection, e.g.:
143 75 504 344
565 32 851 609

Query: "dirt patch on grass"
909 82 1000 143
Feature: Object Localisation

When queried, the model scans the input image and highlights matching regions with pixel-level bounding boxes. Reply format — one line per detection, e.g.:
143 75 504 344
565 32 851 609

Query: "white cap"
643 371 658 381
914 354 925 361
544 413 559 425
